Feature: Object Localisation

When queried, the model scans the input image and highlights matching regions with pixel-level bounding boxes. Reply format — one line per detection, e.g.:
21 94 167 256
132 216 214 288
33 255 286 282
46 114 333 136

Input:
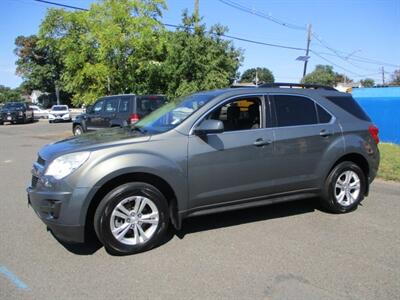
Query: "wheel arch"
84 172 181 241
328 152 370 195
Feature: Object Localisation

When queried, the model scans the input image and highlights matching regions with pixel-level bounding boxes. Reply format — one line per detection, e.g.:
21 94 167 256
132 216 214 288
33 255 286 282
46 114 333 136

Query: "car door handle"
253 138 272 147
319 129 332 137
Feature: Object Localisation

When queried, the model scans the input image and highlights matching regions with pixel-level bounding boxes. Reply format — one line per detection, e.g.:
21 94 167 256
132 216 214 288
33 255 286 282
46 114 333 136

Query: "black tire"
321 161 366 213
73 125 84 136
49 120 53 124
94 182 169 255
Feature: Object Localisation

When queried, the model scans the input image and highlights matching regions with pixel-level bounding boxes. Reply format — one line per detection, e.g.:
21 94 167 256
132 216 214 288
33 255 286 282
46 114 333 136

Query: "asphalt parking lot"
0 121 399 300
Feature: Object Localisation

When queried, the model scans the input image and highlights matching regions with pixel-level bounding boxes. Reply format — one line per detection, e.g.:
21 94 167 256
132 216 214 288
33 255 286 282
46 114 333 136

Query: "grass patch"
378 143 400 181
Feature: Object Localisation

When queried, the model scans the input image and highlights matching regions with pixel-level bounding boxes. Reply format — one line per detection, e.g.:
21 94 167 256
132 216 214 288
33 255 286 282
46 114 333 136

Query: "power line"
217 0 400 70
31 0 393 80
33 0 307 52
34 0 86 10
216 0 306 31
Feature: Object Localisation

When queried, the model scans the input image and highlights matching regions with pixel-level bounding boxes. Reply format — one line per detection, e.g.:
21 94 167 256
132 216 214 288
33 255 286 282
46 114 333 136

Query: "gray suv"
27 83 380 255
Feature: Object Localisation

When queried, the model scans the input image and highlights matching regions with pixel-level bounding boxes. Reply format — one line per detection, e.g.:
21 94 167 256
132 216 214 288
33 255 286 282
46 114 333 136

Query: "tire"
94 182 169 255
73 125 83 136
321 161 366 213
49 120 53 124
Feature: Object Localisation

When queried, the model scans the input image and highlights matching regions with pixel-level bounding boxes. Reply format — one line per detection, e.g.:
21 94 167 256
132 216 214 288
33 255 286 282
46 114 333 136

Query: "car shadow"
175 198 317 239
56 198 318 256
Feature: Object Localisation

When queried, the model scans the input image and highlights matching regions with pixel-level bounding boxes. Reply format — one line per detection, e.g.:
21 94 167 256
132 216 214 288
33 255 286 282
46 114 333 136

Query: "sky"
0 0 399 88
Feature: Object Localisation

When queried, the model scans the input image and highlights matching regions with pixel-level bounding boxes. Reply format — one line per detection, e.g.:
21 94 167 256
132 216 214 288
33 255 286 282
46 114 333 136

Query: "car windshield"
133 91 221 134
3 102 24 109
52 106 68 111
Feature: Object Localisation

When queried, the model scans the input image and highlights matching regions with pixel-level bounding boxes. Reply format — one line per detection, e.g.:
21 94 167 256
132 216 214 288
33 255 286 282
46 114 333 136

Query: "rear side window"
327 96 371 121
273 95 318 126
104 97 119 113
316 104 332 123
119 97 130 112
137 96 166 115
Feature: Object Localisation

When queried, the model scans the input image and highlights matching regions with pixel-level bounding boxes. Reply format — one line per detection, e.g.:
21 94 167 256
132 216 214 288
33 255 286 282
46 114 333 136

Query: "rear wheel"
321 161 366 213
94 182 169 255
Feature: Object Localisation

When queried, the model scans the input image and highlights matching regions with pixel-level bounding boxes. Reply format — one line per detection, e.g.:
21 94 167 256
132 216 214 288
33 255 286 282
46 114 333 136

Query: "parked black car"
72 94 167 135
0 102 34 125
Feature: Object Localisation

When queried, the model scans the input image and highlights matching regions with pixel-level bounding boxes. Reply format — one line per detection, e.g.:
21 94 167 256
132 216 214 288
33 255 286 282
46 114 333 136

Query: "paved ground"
0 121 399 300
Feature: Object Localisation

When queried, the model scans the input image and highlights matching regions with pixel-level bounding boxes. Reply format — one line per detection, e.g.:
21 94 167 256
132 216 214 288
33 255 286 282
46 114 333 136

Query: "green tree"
390 69 400 86
240 67 274 84
0 85 23 103
39 0 167 105
14 35 67 103
360 78 375 87
162 11 242 99
302 65 339 86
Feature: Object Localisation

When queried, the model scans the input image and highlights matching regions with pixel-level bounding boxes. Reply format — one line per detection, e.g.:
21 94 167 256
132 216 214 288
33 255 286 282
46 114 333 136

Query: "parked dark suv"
27 83 380 255
72 94 167 135
0 102 34 124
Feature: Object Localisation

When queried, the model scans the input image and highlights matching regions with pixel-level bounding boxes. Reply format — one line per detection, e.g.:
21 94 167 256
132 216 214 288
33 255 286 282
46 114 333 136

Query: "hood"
39 127 150 162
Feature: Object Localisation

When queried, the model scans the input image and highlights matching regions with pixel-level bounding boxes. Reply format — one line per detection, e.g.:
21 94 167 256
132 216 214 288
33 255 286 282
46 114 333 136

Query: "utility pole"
194 0 199 25
302 24 312 78
382 66 385 85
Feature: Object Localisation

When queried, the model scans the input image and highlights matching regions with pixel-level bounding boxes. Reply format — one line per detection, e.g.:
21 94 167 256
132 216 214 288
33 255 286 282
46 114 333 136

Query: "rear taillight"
130 113 140 124
368 125 379 144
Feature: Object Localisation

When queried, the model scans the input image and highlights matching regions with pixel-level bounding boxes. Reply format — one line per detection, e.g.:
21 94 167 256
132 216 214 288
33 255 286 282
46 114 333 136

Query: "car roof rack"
257 82 336 91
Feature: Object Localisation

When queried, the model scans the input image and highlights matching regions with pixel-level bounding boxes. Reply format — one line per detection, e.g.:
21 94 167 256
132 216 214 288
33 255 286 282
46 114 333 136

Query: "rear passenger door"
269 94 341 192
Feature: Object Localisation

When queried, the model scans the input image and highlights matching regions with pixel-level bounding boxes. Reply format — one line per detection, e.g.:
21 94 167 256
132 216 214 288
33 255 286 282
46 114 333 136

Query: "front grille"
37 155 45 166
31 176 39 188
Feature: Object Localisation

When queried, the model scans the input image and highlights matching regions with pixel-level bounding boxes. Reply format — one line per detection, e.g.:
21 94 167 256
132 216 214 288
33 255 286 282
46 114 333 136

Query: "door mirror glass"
194 119 224 135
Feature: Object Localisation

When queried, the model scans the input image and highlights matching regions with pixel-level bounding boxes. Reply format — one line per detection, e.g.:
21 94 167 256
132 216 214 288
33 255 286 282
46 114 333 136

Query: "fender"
75 150 188 226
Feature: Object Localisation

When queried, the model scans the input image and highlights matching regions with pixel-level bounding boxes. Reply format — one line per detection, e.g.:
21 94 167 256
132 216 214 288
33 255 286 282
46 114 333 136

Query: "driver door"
86 99 104 130
187 95 275 210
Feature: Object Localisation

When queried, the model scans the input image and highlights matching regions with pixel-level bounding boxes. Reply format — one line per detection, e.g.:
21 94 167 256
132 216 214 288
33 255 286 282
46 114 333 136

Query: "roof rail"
257 82 336 91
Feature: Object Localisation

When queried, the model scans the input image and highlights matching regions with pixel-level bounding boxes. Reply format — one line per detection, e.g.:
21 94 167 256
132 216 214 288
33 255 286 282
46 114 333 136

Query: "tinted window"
3 102 24 109
137 96 166 115
317 104 332 123
93 100 104 113
119 97 130 112
327 96 371 121
104 97 119 113
274 95 317 126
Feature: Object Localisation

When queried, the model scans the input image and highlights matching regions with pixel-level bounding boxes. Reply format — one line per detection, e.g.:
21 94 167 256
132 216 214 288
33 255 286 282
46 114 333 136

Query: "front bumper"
27 183 86 243
49 114 71 121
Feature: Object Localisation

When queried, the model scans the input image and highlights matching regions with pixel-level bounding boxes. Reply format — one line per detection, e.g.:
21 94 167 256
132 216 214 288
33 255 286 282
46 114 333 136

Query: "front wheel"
321 161 366 213
94 182 169 255
73 125 83 136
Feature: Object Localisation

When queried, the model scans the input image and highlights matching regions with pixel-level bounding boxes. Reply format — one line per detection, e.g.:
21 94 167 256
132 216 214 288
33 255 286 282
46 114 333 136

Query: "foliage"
240 67 274 84
0 85 23 103
162 11 243 99
360 78 375 87
390 69 400 86
378 143 400 182
301 65 352 86
20 0 242 106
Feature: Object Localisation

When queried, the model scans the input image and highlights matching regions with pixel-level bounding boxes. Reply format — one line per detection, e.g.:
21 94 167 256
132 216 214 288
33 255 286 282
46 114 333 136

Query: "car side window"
104 97 119 113
273 95 317 127
208 97 262 132
316 104 332 123
119 98 130 112
93 100 104 113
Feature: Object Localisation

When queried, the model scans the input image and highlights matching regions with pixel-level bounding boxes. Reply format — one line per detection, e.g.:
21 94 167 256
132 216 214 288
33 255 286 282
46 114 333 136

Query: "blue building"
352 87 400 144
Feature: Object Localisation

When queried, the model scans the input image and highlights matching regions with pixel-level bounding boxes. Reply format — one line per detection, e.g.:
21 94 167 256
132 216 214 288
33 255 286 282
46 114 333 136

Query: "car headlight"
45 152 90 180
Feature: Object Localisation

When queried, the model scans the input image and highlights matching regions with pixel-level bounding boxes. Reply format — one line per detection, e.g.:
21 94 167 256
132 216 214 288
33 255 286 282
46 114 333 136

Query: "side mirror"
86 105 93 113
194 119 224 135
